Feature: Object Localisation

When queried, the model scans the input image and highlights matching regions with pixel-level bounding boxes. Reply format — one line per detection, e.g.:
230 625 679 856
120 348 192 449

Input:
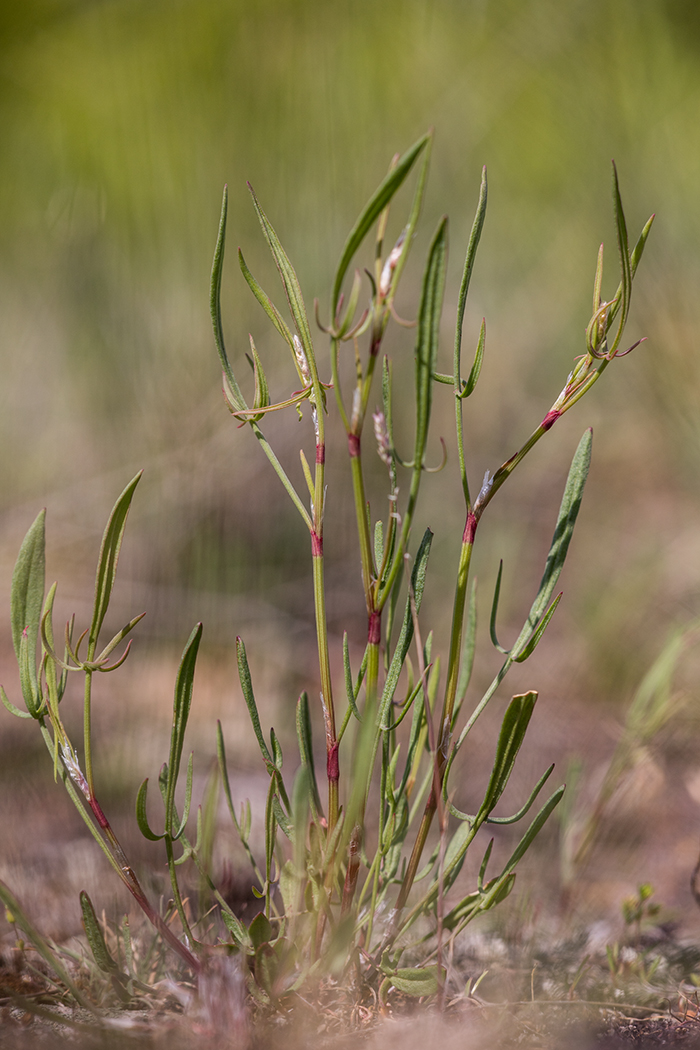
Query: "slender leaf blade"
332 133 430 313
511 429 592 658
88 473 142 652
166 623 203 833
414 217 448 467
10 509 45 710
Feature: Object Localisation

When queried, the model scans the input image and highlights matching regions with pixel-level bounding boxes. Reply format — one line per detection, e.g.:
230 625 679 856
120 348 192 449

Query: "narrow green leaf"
511 429 592 658
478 838 494 890
222 908 250 949
454 166 488 386
489 560 509 654
10 509 45 712
296 692 323 822
382 132 433 311
237 636 275 773
630 214 655 278
270 727 284 773
247 185 315 363
166 623 202 834
453 578 478 721
332 133 430 314
475 692 538 825
88 473 142 652
248 336 271 418
173 752 194 840
462 318 486 399
0 686 32 719
374 520 384 575
486 763 554 825
500 785 565 873
414 217 448 469
442 873 516 933
514 593 562 663
135 778 164 841
383 965 439 997
342 633 362 722
291 766 309 876
80 890 119 975
609 161 631 356
239 248 295 350
378 528 433 727
210 185 247 411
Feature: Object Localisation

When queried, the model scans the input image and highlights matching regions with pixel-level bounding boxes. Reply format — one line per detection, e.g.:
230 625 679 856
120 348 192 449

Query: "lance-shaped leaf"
332 133 430 315
80 890 120 976
165 624 202 835
453 578 478 724
454 167 487 393
210 186 247 413
247 185 315 367
135 777 164 841
498 784 565 875
248 336 270 419
414 217 448 469
473 692 538 827
88 472 142 653
342 633 362 723
460 318 486 401
239 248 295 351
10 509 45 713
608 161 632 357
510 429 592 660
441 873 515 933
237 636 275 774
381 964 439 998
296 693 323 823
378 528 433 728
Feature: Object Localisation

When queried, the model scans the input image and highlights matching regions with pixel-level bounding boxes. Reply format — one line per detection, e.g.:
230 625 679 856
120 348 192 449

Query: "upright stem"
308 360 339 832
83 668 94 797
389 512 477 929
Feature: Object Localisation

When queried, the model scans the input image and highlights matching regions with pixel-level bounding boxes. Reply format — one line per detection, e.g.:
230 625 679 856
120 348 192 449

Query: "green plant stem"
349 442 375 610
388 513 477 932
309 375 339 832
165 837 197 948
37 721 200 973
83 668 94 797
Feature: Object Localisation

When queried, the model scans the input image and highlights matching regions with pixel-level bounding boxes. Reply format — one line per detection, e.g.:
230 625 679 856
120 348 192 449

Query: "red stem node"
348 433 361 458
463 510 477 545
327 741 339 782
311 531 323 557
90 797 110 830
316 442 325 464
368 610 381 646
541 408 561 431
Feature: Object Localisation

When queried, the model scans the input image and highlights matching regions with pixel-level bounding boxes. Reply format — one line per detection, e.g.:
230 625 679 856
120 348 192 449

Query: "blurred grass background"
2 0 700 935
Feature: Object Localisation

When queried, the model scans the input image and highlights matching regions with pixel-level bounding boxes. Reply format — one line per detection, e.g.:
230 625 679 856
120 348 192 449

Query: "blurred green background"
2 0 700 929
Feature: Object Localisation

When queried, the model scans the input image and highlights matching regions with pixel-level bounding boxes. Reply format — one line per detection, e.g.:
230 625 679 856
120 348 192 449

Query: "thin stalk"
349 444 375 610
40 721 200 973
165 837 197 949
83 668 94 797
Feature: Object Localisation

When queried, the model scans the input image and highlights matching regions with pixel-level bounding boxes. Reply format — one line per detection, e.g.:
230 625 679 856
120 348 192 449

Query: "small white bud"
372 410 392 466
379 230 407 299
293 334 311 383
477 469 492 504
351 387 362 429
61 742 90 799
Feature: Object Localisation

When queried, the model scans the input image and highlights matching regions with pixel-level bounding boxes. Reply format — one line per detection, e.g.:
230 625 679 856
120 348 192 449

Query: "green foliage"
1 134 653 1012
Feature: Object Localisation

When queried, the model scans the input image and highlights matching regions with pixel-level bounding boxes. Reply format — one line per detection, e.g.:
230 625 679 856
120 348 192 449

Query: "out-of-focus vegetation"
2 1 700 845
